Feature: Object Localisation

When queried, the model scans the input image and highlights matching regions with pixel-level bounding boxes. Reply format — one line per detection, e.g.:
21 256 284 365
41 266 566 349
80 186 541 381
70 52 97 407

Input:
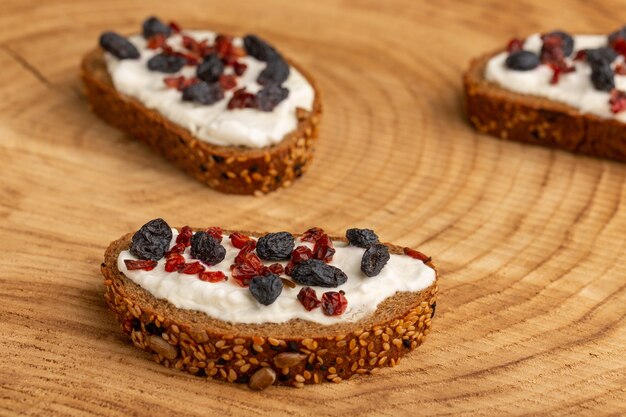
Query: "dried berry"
164 76 199 91
233 61 247 76
297 287 321 311
506 38 524 53
219 74 237 90
301 227 325 243
540 33 568 69
130 218 172 261
196 54 225 83
199 270 227 282
243 34 277 61
591 61 615 91
229 232 255 249
266 263 285 275
312 234 335 263
544 31 574 56
169 21 182 33
190 231 226 265
205 226 223 242
249 274 283 305
182 82 224 105
147 53 186 73
321 291 348 316
361 244 390 277
608 25 626 44
586 47 617 65
256 232 294 261
179 261 206 275
346 228 379 248
146 34 167 50
164 242 185 257
258 57 290 86
142 16 172 39
164 253 185 272
403 247 432 263
228 88 257 110
231 243 265 287
124 259 157 271
609 89 626 113
285 245 314 275
505 50 540 71
99 32 140 60
176 226 193 246
256 84 289 111
290 259 347 287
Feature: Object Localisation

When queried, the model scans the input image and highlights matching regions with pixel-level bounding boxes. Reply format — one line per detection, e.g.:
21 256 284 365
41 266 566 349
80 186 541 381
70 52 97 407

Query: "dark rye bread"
100 230 439 388
464 50 626 162
81 49 323 195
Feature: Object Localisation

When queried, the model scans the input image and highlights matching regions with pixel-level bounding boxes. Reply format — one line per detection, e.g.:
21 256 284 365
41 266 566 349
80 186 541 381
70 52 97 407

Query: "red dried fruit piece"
403 247 432 263
285 245 314 275
231 242 265 287
548 63 575 85
147 34 167 50
506 38 524 53
176 51 201 66
227 88 257 110
179 261 206 275
540 33 566 66
574 50 587 61
176 226 193 246
219 74 237 90
321 290 347 316
124 259 158 271
165 242 186 256
233 61 247 76
169 21 182 33
615 63 626 75
165 253 186 272
297 287 321 311
205 226 223 242
609 89 626 113
611 38 626 57
266 263 284 275
164 75 185 89
301 227 325 243
199 270 227 283
229 232 255 249
312 233 335 263
215 34 233 57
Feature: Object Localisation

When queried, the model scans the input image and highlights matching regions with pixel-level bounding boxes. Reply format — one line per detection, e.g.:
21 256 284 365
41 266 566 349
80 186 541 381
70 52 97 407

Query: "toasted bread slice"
81 49 322 194
100 229 438 389
464 51 626 162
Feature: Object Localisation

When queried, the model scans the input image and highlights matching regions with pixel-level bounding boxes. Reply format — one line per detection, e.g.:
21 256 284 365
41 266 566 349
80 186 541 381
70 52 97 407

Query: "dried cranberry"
164 253 185 272
301 227 325 243
219 74 237 90
549 63 575 85
147 53 186 73
215 34 234 58
99 32 140 60
190 231 226 265
124 259 157 271
146 34 167 50
235 240 257 263
609 25 626 44
290 259 347 287
199 270 227 282
233 61 247 76
164 242 185 257
130 218 172 261
169 21 182 33
285 245 313 275
249 274 283 305
257 57 290 86
545 31 574 56
612 38 626 58
297 287 321 311
361 244 390 277
346 228 379 248
227 88 257 110
243 34 277 61
164 76 199 91
142 16 172 39
266 263 285 275
574 50 587 61
506 38 524 53
615 63 626 75
182 82 224 105
312 234 335 263
179 261 205 275
403 247 432 263
231 247 265 287
540 33 567 67
205 226 223 242
321 291 348 316
176 226 193 246
229 232 255 249
197 53 225 83
609 89 626 113
256 84 289 111
505 50 540 71
256 232 294 261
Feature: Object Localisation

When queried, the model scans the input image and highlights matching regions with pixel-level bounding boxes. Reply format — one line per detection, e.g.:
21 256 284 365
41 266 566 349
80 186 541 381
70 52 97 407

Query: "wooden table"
1 0 625 415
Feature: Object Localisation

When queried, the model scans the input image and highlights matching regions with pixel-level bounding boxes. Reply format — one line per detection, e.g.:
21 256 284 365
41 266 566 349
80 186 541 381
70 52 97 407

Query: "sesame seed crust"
81 48 322 195
101 229 438 389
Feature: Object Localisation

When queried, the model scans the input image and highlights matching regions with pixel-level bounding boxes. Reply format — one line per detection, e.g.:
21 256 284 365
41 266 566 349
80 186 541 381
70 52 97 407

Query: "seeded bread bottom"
100 230 439 388
81 49 323 195
464 51 626 162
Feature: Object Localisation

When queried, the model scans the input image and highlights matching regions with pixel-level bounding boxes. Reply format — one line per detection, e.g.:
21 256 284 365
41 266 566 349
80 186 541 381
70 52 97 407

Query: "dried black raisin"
130 218 172 261
196 54 224 83
591 61 615 91
142 16 172 39
182 82 224 105
190 231 226 265
99 32 140 60
147 53 186 73
249 274 283 305
505 50 540 71
256 232 294 261
545 30 574 56
360 244 390 277
257 56 290 86
256 84 289 112
290 259 347 288
586 47 617 65
243 34 277 61
346 228 379 248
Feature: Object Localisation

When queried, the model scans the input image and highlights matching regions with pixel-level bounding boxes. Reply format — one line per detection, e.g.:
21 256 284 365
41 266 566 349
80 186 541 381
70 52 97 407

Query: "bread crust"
463 50 626 162
81 49 323 194
100 230 439 388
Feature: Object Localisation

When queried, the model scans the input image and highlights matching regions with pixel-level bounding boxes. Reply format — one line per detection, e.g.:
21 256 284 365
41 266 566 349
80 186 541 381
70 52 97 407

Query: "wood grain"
1 0 625 416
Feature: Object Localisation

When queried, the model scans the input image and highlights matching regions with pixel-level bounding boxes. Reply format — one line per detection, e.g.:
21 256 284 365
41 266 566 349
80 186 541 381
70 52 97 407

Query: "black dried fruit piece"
147 53 186 73
130 218 172 261
182 82 224 105
290 259 347 288
99 32 140 60
243 34 278 61
608 25 626 44
196 54 224 83
586 47 617 65
256 232 294 261
361 244 390 277
142 16 172 39
190 231 226 265
256 84 290 112
505 50 540 71
591 61 615 92
545 30 574 56
257 57 290 86
346 228 379 248
249 274 283 305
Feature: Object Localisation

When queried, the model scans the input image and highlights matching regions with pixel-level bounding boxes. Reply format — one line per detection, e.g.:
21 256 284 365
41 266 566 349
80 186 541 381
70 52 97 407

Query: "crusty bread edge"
100 229 439 387
463 49 626 162
81 48 323 194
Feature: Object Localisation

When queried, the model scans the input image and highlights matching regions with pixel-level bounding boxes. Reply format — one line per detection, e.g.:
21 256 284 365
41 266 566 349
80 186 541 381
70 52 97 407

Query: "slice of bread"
81 49 322 195
100 230 438 389
464 51 626 162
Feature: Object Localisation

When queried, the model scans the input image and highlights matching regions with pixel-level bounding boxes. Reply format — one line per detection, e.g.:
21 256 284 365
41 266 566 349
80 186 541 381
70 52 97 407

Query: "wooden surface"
1 0 625 415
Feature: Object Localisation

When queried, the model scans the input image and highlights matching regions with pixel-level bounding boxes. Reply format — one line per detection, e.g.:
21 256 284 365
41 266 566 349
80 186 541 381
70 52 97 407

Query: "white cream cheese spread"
485 34 626 121
103 31 315 148
117 229 436 325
